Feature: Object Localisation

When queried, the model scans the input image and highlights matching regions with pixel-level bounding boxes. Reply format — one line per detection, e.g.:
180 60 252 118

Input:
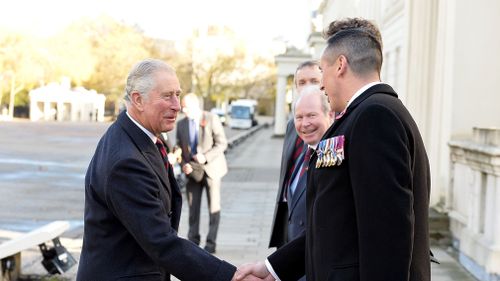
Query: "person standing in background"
176 93 228 254
268 61 322 250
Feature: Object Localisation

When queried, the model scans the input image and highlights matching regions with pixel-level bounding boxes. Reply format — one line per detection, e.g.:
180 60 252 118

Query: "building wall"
451 0 500 138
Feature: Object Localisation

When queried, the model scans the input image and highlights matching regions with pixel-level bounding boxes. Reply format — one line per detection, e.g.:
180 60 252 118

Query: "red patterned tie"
289 137 304 179
155 138 169 171
299 148 313 178
284 137 304 200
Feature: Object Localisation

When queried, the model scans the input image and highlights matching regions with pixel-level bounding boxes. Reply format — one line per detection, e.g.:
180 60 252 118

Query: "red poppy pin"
200 115 207 128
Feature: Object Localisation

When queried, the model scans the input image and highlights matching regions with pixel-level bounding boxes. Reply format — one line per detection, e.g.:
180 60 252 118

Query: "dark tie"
155 138 169 171
291 147 313 196
284 138 305 200
288 137 304 179
299 148 313 178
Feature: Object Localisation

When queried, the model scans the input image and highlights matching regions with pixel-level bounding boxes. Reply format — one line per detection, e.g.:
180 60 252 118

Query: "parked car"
210 108 227 126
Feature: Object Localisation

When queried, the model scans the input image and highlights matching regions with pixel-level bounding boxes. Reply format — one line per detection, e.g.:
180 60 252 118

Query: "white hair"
293 85 330 116
124 58 174 103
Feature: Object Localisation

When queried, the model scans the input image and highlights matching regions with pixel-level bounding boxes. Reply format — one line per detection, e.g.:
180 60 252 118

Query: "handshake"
232 261 275 281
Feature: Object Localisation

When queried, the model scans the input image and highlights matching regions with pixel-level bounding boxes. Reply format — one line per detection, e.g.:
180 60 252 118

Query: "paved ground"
0 120 478 280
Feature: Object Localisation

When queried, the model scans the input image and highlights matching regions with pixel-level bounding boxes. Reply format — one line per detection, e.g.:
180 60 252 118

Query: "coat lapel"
178 118 191 163
117 111 172 198
285 131 299 172
288 171 307 217
198 112 207 150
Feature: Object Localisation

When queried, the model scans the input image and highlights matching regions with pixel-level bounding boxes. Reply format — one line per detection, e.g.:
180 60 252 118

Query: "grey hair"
293 85 330 117
124 59 174 103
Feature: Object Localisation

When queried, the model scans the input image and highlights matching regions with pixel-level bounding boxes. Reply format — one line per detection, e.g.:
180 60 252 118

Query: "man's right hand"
234 262 275 281
182 163 193 175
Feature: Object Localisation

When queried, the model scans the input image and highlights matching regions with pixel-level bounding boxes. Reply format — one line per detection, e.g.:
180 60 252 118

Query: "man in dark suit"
285 85 333 248
76 59 238 281
236 18 431 281
176 93 228 254
269 60 322 250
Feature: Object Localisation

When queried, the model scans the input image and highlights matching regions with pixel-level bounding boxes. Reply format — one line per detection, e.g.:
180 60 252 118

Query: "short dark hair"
294 60 320 87
323 18 383 50
323 26 383 77
295 60 320 73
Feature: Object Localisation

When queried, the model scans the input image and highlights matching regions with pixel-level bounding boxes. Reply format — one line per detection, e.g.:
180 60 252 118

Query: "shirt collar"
335 81 382 120
126 111 157 144
345 81 382 109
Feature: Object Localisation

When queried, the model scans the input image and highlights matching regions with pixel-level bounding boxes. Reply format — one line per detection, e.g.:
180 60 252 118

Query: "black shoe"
204 245 216 254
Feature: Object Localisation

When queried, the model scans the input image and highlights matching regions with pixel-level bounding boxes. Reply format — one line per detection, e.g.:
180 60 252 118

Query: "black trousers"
185 173 221 249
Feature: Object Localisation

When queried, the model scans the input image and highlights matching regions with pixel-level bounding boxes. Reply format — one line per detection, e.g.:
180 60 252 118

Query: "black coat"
269 120 307 248
77 111 235 281
268 84 431 281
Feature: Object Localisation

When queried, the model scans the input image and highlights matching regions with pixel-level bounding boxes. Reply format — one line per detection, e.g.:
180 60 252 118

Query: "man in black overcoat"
236 17 431 281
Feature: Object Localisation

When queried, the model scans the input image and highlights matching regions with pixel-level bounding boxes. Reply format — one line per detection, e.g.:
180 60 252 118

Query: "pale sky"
0 0 312 51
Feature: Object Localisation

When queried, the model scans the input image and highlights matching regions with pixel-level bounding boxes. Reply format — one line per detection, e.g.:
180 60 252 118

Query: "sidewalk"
176 126 478 281
1 125 477 280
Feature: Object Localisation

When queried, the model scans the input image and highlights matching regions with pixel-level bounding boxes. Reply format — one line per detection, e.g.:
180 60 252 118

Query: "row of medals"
315 135 345 168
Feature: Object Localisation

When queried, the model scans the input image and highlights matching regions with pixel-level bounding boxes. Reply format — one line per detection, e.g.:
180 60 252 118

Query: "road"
0 118 258 232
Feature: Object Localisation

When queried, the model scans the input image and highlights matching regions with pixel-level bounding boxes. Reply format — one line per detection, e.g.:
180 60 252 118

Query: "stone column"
274 75 287 136
274 50 311 137
426 0 455 208
57 102 64 122
29 92 38 121
449 128 500 280
43 101 51 121
405 0 441 205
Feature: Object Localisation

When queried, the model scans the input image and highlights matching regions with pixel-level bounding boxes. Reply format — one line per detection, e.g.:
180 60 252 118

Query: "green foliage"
0 20 277 116
77 16 150 110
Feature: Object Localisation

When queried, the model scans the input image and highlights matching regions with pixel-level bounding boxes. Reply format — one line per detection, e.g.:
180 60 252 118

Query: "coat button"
168 211 173 217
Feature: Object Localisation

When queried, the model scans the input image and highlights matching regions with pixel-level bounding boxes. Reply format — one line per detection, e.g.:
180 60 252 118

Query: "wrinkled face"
295 65 322 93
294 95 330 146
142 71 181 134
319 54 340 112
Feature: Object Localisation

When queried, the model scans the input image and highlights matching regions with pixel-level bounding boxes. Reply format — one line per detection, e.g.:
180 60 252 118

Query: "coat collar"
116 111 172 198
326 83 397 135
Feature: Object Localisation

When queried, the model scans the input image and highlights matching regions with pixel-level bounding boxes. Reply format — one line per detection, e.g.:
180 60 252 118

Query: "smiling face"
140 70 181 134
294 92 331 146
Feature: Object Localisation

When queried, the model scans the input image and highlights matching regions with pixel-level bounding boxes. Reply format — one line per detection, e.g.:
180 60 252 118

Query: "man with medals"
237 17 432 281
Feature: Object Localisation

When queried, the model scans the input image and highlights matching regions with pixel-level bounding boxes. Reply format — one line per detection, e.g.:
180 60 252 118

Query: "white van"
228 99 257 129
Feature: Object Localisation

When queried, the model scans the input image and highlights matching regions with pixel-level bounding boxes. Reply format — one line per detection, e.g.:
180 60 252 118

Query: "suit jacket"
77 111 235 281
269 120 297 248
285 151 308 242
176 111 228 179
268 84 431 281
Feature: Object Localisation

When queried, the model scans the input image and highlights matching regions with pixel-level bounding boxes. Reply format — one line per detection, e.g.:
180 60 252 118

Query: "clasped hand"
232 262 275 281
